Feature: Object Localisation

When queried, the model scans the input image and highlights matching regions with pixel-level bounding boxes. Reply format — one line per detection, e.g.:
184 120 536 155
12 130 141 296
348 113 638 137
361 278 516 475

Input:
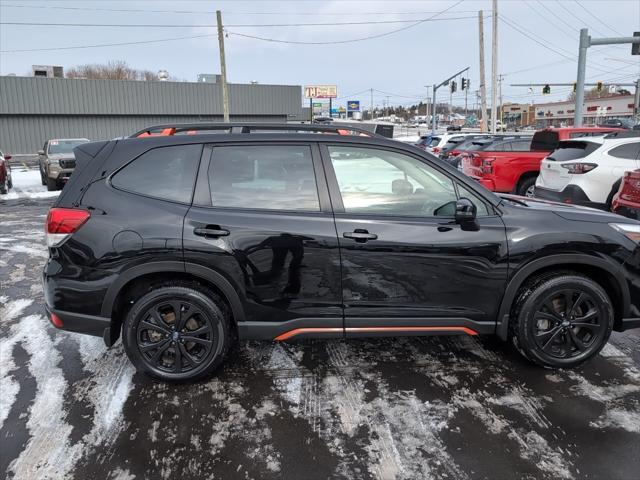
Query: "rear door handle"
194 227 230 238
343 229 378 242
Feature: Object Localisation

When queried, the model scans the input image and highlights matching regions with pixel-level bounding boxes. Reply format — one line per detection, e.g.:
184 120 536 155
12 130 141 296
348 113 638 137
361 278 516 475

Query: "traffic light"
542 84 551 94
596 81 603 92
572 82 577 93
461 78 467 90
632 32 639 55
450 81 457 93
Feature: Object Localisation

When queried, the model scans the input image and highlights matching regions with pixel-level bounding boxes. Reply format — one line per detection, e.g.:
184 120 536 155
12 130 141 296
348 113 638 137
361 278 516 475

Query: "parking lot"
1 167 639 480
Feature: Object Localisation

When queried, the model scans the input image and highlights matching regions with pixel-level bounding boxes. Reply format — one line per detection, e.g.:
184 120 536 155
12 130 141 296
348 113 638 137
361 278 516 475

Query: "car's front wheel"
510 272 613 368
122 284 232 381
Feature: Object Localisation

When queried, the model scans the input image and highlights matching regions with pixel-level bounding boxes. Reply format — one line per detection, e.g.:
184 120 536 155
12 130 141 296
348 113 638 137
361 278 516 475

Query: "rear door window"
111 144 202 203
608 142 640 160
511 139 532 151
547 141 601 161
531 131 559 151
208 145 320 211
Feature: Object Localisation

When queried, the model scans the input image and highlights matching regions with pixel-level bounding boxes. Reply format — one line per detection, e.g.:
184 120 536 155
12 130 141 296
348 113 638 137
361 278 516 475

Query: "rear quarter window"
111 144 202 203
608 141 640 160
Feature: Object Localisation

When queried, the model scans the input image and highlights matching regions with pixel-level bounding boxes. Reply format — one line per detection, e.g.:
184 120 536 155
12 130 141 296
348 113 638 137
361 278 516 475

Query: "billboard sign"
304 85 337 99
347 100 360 112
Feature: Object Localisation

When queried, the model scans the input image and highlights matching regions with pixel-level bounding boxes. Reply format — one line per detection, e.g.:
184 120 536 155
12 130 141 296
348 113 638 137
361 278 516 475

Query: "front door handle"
343 229 378 242
194 227 230 238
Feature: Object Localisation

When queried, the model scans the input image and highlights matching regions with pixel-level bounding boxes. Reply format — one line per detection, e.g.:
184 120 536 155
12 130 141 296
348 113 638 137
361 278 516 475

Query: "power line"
0 33 216 53
227 0 466 46
0 4 487 16
555 0 607 37
572 0 624 36
0 16 477 28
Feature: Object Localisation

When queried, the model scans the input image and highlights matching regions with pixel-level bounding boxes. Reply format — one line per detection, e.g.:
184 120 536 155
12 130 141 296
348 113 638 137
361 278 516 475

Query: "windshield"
48 139 88 155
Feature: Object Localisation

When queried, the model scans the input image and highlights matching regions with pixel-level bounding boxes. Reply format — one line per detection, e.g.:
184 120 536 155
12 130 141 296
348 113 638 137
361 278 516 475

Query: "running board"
275 326 478 341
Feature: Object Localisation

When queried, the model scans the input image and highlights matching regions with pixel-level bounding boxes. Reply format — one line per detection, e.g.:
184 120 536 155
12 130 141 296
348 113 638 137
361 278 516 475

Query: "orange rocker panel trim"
274 326 478 341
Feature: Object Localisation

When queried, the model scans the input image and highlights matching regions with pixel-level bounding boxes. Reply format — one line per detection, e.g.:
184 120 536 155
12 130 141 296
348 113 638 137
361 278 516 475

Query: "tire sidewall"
122 286 229 381
516 276 613 368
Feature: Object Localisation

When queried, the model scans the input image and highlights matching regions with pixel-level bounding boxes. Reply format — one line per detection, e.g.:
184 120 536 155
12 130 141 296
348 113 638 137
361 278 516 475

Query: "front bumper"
534 185 606 210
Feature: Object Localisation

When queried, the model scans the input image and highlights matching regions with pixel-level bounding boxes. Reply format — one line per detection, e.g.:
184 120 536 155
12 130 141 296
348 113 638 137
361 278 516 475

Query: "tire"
605 179 622 211
509 272 613 368
0 182 7 195
7 175 12 189
122 283 232 381
46 176 59 191
41 171 46 186
517 176 537 198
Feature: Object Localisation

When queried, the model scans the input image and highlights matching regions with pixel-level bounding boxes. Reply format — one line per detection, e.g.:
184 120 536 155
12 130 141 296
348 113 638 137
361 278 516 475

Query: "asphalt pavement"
1 178 639 480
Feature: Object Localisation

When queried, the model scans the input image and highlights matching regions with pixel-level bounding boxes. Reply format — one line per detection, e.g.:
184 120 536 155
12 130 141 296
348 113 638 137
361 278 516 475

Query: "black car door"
183 142 343 340
320 143 509 337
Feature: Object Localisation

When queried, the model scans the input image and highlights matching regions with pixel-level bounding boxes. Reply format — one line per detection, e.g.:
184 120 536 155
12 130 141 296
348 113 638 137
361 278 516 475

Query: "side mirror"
4 154 11 160
455 197 477 224
38 150 45 155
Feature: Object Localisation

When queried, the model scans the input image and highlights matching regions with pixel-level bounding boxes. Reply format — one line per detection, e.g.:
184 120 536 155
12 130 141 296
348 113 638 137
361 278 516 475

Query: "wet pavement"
1 194 639 480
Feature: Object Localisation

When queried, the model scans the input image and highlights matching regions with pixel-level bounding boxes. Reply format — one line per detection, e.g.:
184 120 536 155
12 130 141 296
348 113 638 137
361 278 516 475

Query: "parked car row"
439 126 640 220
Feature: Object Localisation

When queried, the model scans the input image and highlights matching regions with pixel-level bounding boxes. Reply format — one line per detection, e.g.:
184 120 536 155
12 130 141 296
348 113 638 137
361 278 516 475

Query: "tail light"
482 158 495 174
432 147 440 154
45 208 90 247
560 163 597 174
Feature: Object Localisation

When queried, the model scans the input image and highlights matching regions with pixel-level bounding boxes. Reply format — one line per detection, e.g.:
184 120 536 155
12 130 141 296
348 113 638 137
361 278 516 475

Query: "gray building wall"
0 77 304 153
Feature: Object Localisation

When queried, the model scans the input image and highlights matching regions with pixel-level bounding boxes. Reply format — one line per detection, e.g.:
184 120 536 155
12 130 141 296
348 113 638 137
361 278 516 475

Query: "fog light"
50 313 63 328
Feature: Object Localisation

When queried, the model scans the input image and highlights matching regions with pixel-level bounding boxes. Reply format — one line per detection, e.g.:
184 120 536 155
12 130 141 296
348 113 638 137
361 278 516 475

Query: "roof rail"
129 122 382 139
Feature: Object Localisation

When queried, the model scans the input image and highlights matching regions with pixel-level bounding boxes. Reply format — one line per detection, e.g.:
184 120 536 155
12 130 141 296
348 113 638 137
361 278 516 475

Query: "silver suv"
38 138 90 191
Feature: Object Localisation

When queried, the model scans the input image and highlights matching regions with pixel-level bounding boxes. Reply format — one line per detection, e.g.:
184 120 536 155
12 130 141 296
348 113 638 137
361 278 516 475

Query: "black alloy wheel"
122 284 231 381
530 289 606 360
511 273 613 368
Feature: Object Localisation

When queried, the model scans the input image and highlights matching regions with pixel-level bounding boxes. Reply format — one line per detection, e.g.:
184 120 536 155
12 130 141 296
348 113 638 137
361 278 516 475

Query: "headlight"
610 223 640 243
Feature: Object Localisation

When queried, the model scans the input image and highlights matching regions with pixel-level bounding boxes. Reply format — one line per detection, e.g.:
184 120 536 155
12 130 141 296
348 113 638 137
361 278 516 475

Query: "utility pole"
478 10 488 132
498 73 504 126
424 85 431 123
490 0 498 134
370 88 374 121
574 29 640 126
635 78 640 120
216 10 230 123
385 95 391 118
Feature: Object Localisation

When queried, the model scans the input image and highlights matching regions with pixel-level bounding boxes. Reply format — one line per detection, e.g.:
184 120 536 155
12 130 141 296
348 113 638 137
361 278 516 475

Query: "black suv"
43 123 640 381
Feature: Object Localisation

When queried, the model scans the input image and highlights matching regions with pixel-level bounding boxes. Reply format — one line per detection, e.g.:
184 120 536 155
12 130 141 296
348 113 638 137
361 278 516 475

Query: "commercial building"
533 94 635 127
501 94 636 128
0 76 304 153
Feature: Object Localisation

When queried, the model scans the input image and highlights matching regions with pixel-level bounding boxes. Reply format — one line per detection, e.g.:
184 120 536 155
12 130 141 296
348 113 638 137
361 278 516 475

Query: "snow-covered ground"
1 167 60 201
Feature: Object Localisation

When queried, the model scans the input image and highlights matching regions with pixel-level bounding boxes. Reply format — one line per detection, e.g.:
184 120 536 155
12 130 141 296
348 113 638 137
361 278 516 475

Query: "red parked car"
0 149 12 194
612 169 640 220
461 127 623 197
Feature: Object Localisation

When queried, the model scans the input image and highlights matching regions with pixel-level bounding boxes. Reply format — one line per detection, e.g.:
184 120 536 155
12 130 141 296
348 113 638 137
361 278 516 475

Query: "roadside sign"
313 102 322 108
304 85 337 99
347 100 360 112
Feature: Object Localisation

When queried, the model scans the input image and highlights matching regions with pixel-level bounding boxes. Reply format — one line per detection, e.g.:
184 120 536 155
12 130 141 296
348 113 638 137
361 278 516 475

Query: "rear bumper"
534 185 606 210
45 305 111 338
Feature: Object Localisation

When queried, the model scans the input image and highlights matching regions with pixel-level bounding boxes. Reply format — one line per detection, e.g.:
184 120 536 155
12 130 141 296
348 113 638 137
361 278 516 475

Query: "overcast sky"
1 0 638 110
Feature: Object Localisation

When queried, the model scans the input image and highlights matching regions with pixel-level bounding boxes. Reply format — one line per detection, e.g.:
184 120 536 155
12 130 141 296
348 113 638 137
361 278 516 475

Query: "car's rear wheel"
510 273 613 368
40 169 46 186
0 182 7 194
122 284 232 381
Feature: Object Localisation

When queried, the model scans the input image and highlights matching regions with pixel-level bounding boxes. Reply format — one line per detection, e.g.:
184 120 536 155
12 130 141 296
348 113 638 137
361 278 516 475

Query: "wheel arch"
102 261 246 346
496 254 629 340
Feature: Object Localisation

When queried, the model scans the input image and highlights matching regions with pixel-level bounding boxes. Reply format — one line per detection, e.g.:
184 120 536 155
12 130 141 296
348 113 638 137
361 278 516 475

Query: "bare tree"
66 61 159 81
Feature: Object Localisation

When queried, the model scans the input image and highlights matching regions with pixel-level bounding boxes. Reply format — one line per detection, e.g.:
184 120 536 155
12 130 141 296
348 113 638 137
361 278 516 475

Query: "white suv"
534 132 640 209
